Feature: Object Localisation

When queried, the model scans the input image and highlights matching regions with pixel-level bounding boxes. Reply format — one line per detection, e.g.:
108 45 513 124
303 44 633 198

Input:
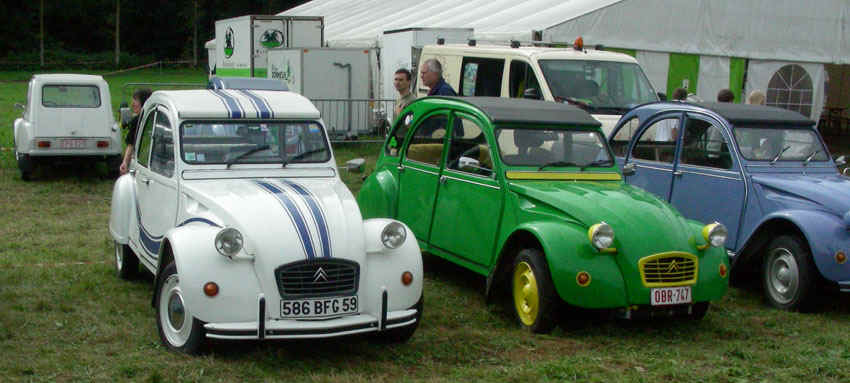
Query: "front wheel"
511 249 558 333
762 235 816 311
156 262 205 354
114 241 139 280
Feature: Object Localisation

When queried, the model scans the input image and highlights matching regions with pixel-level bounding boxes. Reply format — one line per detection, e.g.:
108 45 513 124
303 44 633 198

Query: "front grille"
275 259 359 299
639 252 698 287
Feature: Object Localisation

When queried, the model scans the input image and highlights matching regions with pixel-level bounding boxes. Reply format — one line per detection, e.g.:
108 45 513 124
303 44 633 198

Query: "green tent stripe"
729 57 746 103
667 53 700 98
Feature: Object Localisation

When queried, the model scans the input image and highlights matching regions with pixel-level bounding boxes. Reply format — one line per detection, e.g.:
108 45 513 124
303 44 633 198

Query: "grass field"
1 69 850 382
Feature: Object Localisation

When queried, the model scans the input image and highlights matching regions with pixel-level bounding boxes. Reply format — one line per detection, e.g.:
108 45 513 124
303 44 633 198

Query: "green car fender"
504 221 629 309
357 167 399 219
683 221 730 302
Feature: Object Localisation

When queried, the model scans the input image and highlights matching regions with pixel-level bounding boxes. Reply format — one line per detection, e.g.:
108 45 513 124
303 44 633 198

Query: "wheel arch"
486 229 543 301
151 238 175 308
733 217 808 284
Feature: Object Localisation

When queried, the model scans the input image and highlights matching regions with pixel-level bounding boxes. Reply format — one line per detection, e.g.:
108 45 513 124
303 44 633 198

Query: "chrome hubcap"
767 248 798 305
159 274 191 347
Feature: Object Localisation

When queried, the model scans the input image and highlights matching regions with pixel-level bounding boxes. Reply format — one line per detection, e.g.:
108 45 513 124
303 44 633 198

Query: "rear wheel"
114 241 139 280
762 235 815 311
156 262 205 354
511 249 558 333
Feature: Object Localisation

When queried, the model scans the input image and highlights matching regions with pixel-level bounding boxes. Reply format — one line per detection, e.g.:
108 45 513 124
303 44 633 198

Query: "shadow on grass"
18 160 117 182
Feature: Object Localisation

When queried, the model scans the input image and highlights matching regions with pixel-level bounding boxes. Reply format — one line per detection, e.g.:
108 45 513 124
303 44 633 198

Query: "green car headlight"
701 222 727 249
215 227 244 257
587 222 615 251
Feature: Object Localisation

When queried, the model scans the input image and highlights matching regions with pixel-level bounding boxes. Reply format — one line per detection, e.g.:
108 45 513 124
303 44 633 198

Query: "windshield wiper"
538 161 579 170
226 144 270 169
282 147 328 167
580 159 614 170
770 146 791 165
804 150 821 165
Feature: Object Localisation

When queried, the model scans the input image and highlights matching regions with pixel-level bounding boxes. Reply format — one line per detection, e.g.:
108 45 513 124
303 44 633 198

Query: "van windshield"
539 60 657 114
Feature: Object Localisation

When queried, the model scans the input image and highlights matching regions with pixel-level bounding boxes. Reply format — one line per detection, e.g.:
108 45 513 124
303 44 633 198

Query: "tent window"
766 64 813 117
459 57 504 97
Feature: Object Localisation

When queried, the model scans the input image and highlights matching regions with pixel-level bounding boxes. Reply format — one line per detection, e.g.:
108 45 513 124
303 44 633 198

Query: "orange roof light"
573 36 584 51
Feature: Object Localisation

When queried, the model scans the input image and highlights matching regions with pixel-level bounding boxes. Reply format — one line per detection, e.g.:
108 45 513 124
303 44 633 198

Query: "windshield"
733 126 828 162
496 127 614 168
180 121 330 165
539 60 657 113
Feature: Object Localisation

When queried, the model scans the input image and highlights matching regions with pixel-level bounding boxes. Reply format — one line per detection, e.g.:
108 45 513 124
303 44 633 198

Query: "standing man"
717 89 735 103
420 58 457 96
393 68 416 118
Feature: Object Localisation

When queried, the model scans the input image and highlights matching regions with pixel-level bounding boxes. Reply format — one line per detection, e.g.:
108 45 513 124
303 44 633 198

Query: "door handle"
439 175 447 184
397 165 405 173
129 169 136 176
673 170 683 176
141 177 151 185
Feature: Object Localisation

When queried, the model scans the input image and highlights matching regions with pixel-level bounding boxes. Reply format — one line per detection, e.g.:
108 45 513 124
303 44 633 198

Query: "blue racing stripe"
254 180 316 259
177 218 222 228
239 90 274 119
279 180 332 258
211 89 244 118
135 206 162 257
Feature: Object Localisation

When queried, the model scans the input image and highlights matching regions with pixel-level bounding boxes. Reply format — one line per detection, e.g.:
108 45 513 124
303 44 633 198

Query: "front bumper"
204 290 420 340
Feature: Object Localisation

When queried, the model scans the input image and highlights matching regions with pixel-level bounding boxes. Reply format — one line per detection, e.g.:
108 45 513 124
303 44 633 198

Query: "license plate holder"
650 286 692 306
280 296 358 319
60 139 86 149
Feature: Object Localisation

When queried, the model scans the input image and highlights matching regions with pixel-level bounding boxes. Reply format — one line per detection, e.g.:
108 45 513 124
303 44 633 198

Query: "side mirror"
120 106 133 126
345 158 365 172
657 92 667 101
622 162 636 176
522 88 542 100
458 156 480 170
835 155 846 167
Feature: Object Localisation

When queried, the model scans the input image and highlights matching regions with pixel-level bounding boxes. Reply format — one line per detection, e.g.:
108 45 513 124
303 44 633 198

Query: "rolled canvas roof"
280 0 850 64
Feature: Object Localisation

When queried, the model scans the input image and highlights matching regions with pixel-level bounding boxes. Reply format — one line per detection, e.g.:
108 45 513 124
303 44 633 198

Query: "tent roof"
280 0 849 64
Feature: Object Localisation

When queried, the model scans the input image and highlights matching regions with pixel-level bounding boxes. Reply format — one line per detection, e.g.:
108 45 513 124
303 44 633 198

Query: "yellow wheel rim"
513 261 539 326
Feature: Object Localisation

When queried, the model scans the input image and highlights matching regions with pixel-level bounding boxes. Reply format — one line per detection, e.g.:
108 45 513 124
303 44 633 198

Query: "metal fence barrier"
312 98 397 137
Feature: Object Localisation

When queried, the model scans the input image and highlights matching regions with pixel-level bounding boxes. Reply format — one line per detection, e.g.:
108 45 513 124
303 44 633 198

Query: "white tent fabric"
745 60 825 121
696 56 730 103
280 0 622 47
546 0 850 64
636 51 669 96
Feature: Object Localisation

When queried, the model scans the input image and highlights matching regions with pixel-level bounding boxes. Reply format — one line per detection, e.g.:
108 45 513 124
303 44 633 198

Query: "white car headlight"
702 222 727 248
588 222 615 250
381 221 407 249
215 227 243 257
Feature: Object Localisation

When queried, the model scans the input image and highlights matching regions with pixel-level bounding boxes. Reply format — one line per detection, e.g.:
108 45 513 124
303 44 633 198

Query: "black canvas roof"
696 102 815 126
435 96 601 127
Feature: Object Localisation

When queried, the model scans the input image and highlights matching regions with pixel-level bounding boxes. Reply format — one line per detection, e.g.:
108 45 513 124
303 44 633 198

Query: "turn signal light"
576 271 591 287
97 140 109 148
401 271 413 286
719 263 728 278
836 251 847 264
203 282 219 297
37 141 50 148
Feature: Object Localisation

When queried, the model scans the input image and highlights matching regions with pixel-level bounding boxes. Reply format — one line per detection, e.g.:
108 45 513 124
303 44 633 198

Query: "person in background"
119 88 153 175
655 88 689 142
747 90 766 105
420 58 457 96
717 88 735 103
672 87 688 102
393 68 416 118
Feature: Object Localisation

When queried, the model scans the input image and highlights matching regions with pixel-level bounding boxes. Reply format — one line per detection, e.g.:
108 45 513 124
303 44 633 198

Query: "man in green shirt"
393 68 416 118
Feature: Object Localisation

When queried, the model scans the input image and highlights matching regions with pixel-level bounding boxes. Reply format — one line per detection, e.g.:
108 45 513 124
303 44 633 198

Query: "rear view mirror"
835 155 846 167
623 162 636 176
522 88 542 100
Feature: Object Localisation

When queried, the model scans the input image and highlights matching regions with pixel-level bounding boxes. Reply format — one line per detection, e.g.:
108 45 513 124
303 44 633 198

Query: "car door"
623 112 683 200
397 112 449 245
669 113 746 250
133 106 179 265
429 112 502 268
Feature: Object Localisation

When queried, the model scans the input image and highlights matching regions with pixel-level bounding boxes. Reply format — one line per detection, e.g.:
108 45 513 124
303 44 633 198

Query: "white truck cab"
417 41 659 135
13 74 122 180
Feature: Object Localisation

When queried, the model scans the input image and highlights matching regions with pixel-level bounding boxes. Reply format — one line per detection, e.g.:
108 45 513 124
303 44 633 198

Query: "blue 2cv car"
609 101 850 311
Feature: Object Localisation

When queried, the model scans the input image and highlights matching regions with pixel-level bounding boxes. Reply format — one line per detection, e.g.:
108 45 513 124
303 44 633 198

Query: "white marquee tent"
279 0 850 120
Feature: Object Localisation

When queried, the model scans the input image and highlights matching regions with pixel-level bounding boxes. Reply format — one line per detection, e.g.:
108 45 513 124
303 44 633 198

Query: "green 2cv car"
358 97 729 332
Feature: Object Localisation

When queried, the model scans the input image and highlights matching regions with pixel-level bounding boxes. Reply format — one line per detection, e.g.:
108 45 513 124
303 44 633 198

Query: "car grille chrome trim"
638 252 698 287
275 259 360 299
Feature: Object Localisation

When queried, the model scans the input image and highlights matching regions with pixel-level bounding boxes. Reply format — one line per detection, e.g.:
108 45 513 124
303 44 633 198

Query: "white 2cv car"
108 89 423 354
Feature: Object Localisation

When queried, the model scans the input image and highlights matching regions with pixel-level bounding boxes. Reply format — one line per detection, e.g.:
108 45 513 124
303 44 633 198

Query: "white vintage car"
14 74 123 180
108 89 423 354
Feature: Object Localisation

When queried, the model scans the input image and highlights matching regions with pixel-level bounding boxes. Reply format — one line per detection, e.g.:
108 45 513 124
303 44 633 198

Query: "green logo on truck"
261 29 285 48
224 27 235 58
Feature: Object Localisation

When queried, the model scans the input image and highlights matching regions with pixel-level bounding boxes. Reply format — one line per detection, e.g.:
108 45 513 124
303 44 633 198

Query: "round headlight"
702 222 727 248
215 227 243 257
381 221 407 249
588 222 615 250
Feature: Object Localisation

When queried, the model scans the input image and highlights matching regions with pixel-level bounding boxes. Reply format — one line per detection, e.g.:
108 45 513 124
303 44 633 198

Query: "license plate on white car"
650 286 692 306
59 139 86 149
280 296 357 319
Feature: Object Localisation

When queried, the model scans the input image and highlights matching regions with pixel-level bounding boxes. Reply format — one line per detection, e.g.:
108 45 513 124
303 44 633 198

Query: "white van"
417 41 659 135
13 74 122 180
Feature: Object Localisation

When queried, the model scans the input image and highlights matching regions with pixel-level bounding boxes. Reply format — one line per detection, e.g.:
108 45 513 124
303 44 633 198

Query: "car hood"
180 177 365 263
751 173 850 215
508 180 696 251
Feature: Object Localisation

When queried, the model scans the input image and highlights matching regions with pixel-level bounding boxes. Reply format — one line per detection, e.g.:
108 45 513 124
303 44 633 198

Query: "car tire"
156 262 205 354
15 150 33 181
114 241 139 280
689 302 710 320
511 249 558 333
762 235 816 311
373 295 423 343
